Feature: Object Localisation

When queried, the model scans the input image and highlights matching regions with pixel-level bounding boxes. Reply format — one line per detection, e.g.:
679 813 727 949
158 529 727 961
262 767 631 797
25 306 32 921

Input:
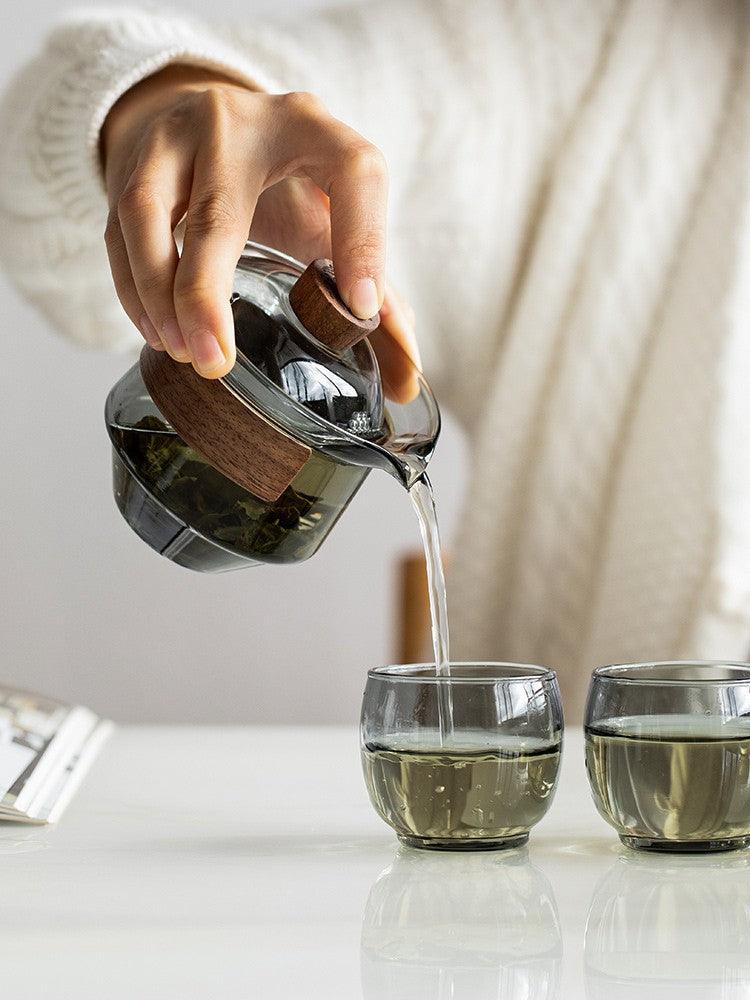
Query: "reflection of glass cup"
584 851 750 999
585 661 750 852
360 664 564 850
361 847 562 1000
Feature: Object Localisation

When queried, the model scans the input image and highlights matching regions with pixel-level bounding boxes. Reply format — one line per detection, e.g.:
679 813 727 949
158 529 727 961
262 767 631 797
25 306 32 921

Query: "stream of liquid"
409 476 454 743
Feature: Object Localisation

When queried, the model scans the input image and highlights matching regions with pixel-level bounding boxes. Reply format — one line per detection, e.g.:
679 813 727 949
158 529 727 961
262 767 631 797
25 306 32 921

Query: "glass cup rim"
367 661 557 685
591 660 750 686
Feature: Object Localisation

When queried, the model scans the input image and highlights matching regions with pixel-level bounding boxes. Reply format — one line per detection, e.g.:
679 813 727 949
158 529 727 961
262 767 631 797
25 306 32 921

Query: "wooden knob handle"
139 346 311 503
288 259 379 353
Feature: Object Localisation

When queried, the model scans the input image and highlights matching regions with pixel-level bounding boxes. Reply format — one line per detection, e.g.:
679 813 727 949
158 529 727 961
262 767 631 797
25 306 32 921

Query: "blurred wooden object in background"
396 551 449 664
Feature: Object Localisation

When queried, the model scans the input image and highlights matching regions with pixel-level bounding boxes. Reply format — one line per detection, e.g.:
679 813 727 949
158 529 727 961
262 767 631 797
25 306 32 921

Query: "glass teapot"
105 242 440 572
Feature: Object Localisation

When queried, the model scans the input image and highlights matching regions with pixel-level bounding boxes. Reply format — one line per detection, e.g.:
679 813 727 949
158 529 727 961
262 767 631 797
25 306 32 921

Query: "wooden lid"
139 346 311 503
288 258 379 353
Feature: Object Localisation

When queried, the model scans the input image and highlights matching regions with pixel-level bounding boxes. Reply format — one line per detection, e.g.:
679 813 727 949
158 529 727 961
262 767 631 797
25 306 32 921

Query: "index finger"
277 97 388 321
174 158 259 378
327 142 388 321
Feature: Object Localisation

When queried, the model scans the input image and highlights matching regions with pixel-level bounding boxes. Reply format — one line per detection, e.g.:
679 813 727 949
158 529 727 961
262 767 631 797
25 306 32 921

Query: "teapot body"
105 242 439 573
106 364 368 572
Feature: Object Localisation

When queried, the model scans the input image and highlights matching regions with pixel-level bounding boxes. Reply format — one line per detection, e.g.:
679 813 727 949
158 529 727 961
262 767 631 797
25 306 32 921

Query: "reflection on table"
585 850 750 999
361 846 561 1000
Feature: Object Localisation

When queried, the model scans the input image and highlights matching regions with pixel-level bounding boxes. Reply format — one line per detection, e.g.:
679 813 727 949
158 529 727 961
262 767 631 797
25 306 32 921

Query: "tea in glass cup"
585 661 750 852
360 663 563 850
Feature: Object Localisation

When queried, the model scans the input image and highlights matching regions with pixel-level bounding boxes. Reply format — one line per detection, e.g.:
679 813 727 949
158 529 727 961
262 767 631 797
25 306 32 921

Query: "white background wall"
0 0 468 723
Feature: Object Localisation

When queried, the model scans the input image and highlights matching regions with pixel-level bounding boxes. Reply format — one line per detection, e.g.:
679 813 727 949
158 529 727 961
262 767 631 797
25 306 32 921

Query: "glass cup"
360 663 564 851
585 661 750 852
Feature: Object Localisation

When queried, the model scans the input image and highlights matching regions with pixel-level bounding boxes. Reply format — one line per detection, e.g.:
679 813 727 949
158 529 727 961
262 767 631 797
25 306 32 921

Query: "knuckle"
136 269 167 301
186 187 237 236
141 119 171 155
156 97 198 137
104 211 122 247
117 181 158 225
173 266 211 303
173 279 215 315
201 86 230 111
281 89 326 119
199 86 243 128
342 236 384 263
343 142 388 180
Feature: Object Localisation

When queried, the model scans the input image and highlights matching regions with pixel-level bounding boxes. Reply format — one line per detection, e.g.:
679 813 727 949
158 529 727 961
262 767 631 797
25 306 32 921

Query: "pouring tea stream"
106 243 453 737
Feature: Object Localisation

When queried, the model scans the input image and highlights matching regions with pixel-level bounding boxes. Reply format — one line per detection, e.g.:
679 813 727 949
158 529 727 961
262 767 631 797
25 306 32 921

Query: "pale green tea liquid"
363 730 561 850
586 715 750 850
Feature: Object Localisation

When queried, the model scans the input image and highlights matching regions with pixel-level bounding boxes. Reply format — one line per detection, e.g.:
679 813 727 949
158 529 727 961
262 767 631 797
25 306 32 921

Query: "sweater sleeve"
0 1 484 353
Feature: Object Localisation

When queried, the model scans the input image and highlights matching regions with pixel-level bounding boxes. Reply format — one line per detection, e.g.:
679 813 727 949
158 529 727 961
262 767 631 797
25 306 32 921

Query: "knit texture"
1 0 749 719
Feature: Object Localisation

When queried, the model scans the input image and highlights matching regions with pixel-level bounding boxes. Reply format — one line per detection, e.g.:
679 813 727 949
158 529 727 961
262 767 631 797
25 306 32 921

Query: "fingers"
104 207 165 350
327 143 388 319
105 121 194 360
104 84 391 384
249 178 332 264
174 112 261 377
276 94 388 320
371 286 422 404
105 88 255 376
379 287 420 369
115 150 192 362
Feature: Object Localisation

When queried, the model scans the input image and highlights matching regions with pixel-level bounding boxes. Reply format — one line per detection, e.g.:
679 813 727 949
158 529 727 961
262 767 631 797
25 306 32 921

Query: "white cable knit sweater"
1 0 750 718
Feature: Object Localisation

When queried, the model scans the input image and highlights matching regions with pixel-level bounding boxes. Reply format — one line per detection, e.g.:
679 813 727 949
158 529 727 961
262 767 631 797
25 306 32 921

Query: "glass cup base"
398 832 529 852
620 834 750 854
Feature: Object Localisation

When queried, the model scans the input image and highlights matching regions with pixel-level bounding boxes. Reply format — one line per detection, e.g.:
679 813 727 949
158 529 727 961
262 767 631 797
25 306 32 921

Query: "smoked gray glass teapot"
105 243 440 572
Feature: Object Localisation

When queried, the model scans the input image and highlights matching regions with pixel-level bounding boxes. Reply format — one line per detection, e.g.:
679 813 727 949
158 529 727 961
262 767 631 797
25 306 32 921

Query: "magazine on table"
0 685 111 824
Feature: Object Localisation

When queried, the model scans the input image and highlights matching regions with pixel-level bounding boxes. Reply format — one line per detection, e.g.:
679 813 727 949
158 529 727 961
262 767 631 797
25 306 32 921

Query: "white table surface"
2 725 748 999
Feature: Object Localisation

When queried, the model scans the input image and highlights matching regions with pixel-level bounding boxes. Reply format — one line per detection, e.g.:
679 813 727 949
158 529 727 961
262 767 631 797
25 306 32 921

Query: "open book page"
25 720 113 823
0 688 71 811
0 686 110 822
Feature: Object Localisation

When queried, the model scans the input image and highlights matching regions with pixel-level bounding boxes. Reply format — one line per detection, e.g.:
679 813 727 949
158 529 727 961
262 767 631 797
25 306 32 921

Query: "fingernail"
191 332 226 375
139 313 163 350
161 318 190 362
348 278 380 320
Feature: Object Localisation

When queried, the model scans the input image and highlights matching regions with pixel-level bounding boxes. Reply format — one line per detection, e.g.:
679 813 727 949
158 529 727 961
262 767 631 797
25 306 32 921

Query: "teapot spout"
382 452 430 491
355 398 440 489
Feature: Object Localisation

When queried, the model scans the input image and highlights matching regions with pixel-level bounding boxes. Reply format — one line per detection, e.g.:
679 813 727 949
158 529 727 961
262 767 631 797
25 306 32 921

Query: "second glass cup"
360 663 564 851
585 661 750 852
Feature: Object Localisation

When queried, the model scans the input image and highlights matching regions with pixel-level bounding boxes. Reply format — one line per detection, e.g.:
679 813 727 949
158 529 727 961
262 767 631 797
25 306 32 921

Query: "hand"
102 65 420 397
